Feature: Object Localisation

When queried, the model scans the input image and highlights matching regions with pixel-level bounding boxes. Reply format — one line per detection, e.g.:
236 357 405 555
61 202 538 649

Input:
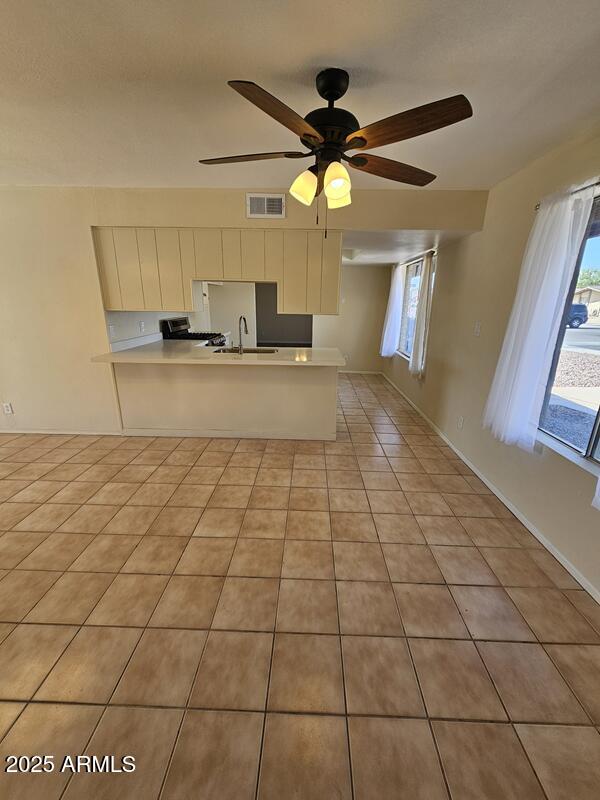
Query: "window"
539 196 600 462
398 259 423 356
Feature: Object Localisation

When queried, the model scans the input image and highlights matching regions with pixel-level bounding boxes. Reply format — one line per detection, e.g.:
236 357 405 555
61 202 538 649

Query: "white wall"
105 310 184 346
208 282 257 347
384 130 600 594
313 263 391 372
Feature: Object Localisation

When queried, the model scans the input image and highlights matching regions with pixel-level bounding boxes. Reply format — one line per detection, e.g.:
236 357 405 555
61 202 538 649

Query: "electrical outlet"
138 320 145 334
2 402 14 415
457 415 464 430
473 321 481 337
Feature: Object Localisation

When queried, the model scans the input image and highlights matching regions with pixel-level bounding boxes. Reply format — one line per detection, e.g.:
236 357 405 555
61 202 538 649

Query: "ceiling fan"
199 68 472 209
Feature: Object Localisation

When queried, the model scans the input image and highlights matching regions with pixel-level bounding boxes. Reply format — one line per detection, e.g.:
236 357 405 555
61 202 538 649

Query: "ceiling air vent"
246 193 286 219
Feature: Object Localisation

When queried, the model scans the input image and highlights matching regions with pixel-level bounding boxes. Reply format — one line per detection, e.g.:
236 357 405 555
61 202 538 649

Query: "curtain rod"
534 179 600 211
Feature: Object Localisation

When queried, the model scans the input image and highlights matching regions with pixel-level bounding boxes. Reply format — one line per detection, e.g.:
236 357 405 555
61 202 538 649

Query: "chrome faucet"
238 315 248 354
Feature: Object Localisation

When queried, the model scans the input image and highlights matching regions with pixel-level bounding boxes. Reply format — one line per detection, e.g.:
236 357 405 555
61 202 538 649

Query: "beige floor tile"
112 628 206 706
17 532 94 570
508 588 600 643
8 480 67 504
0 624 16 646
127 482 177 506
87 573 168 626
367 489 411 514
183 465 225 484
357 456 391 472
0 479 31 502
163 710 262 800
361 471 400 490
481 547 554 587
121 535 187 574
330 511 376 541
258 713 351 800
0 703 103 800
219 466 259 485
75 464 124 482
149 575 223 628
382 543 444 583
325 455 358 470
35 626 142 703
212 577 279 631
459 516 520 547
441 493 495 516
450 585 535 640
563 591 600 633
289 487 329 511
528 549 581 589
0 570 62 621
228 452 262 468
64 706 183 800
247 485 289 510
87 481 139 505
545 644 600 723
327 488 368 513
209 484 252 508
515 724 600 800
166 484 215 507
100 504 160 534
291 468 327 488
176 537 235 575
293 454 326 470
148 506 203 535
337 580 403 635
349 717 447 800
68 533 141 572
373 512 425 543
0 624 77 699
0 503 40 529
333 541 388 581
47 481 105 505
417 515 472 545
25 571 114 624
240 508 287 539
0 530 48 568
228 538 283 577
405 491 453 516
0 701 24 739
342 635 424 716
194 507 244 537
277 579 339 633
285 509 331 540
396 473 438 492
282 540 334 579
394 583 469 637
268 633 344 713
433 720 545 800
410 638 507 720
478 641 589 723
15 503 79 532
260 453 293 469
254 467 291 486
190 630 272 710
431 545 499 585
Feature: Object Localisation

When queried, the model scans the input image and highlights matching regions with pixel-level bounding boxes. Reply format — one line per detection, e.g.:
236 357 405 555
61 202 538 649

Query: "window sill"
394 350 410 362
536 430 600 479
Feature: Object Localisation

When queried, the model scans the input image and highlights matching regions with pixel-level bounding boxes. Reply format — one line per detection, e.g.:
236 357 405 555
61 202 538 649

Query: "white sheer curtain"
380 263 405 357
483 183 596 450
409 251 434 377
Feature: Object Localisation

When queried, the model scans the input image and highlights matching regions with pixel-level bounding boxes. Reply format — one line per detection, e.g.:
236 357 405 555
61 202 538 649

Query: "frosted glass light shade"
289 169 318 205
324 162 351 199
327 191 351 209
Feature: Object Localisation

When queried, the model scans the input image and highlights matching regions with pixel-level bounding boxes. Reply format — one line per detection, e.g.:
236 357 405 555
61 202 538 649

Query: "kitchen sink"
213 347 278 354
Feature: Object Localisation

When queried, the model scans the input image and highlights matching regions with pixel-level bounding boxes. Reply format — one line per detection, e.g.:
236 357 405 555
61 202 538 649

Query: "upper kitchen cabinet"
193 229 223 280
320 230 342 314
155 228 185 310
241 230 265 281
93 227 122 310
221 229 242 280
280 229 341 315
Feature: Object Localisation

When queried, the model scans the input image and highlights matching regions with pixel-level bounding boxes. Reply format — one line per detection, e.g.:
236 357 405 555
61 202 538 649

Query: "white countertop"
93 340 346 367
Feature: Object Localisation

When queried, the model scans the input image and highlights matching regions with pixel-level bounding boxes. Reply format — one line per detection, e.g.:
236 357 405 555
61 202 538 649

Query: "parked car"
567 303 588 328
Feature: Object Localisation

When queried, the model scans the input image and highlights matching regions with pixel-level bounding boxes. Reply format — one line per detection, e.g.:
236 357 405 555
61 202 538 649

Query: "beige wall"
0 186 484 434
314 264 391 372
384 131 600 594
208 282 257 348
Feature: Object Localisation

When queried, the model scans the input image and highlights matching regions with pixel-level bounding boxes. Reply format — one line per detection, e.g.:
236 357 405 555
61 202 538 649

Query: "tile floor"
0 373 598 799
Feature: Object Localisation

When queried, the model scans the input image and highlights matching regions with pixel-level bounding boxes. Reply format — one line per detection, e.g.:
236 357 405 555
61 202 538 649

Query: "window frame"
395 253 435 361
397 258 424 358
538 194 600 465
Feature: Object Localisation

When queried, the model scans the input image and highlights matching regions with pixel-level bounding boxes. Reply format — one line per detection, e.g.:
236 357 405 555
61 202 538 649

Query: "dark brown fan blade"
347 153 436 186
346 94 472 149
229 81 323 144
199 151 310 165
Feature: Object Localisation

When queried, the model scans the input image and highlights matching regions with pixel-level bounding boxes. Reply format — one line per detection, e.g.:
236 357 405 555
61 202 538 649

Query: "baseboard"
340 370 381 375
380 372 600 603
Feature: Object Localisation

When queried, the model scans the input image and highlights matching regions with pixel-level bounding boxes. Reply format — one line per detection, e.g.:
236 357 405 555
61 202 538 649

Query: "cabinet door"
282 230 308 314
320 230 342 314
113 228 144 309
265 230 284 285
241 230 265 281
93 227 122 310
222 230 242 280
136 228 162 310
179 229 196 311
194 229 223 280
306 231 323 314
155 228 184 310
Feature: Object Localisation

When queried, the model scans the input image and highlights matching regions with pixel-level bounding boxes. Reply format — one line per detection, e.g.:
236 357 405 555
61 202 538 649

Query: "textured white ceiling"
1 0 599 188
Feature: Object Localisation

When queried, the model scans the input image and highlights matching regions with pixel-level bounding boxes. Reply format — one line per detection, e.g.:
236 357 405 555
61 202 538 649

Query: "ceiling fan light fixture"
289 167 318 206
324 161 351 199
327 191 351 209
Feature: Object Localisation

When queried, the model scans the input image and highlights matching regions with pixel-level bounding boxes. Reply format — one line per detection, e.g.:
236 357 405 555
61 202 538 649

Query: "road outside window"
539 197 600 459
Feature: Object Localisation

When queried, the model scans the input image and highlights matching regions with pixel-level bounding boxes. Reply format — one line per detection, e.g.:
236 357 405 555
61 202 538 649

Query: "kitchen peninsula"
93 341 345 439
